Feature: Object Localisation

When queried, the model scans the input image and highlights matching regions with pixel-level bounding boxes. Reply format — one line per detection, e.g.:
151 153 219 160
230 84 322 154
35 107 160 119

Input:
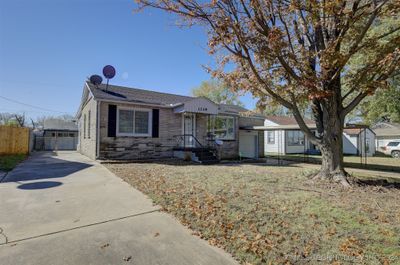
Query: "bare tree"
14 113 26 127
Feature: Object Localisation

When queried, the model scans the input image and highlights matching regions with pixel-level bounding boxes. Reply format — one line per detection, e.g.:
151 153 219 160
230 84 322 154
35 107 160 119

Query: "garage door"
239 131 258 158
44 137 78 150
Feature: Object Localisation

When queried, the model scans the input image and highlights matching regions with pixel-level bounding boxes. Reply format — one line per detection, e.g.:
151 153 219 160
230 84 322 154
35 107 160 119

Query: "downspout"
95 100 100 159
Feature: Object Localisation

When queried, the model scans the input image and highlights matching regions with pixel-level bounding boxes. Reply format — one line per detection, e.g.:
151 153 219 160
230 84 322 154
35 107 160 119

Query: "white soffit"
173 97 219 114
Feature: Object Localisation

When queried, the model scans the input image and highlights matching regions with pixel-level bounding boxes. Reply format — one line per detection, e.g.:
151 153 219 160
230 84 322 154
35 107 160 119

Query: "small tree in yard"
192 79 244 106
136 0 400 186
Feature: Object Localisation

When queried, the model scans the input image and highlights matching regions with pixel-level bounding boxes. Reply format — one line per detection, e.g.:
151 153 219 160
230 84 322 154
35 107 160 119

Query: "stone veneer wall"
98 102 182 160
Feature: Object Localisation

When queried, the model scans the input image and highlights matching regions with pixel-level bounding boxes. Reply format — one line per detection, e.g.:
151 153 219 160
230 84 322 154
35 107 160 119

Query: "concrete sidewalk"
0 151 237 265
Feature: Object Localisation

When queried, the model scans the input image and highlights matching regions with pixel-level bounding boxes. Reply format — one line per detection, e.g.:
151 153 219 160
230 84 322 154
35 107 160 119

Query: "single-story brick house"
76 82 264 162
261 116 375 156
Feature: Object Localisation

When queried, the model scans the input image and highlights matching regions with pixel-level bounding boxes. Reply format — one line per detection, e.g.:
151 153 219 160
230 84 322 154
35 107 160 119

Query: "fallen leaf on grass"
339 237 363 257
100 243 110 249
326 227 337 236
208 238 218 246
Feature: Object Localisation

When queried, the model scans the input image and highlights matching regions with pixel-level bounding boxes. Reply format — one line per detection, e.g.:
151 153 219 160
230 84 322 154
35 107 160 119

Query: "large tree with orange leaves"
136 0 400 186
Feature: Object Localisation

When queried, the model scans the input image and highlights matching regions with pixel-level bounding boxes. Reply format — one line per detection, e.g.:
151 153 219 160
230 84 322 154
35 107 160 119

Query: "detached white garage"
239 130 260 159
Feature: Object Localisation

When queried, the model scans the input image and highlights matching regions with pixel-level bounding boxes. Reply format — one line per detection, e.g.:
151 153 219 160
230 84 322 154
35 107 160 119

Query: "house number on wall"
198 107 208 111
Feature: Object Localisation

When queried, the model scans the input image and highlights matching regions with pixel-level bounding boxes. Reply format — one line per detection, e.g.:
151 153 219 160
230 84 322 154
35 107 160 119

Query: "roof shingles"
87 82 193 106
86 82 263 117
44 119 77 131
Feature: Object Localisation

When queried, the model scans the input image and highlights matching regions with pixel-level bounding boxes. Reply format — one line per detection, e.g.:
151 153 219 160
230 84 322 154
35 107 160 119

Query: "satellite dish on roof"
102 65 116 91
89 75 103 86
103 65 116 79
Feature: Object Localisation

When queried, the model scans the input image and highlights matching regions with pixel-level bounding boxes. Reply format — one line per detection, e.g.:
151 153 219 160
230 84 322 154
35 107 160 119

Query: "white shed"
343 128 376 156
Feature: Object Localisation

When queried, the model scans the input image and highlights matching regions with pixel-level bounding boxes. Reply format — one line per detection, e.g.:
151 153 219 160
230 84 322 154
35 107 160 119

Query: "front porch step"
173 147 220 164
192 149 219 164
200 159 220 165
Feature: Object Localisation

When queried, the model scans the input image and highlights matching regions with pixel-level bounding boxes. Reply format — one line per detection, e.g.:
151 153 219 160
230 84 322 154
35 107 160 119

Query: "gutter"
97 99 172 109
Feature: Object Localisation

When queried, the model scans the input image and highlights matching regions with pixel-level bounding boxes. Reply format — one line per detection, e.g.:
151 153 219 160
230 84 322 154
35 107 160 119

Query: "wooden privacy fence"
0 126 30 155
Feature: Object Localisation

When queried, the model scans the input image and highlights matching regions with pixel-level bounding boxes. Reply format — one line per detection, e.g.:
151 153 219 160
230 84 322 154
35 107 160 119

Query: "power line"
0 108 65 114
0 95 71 114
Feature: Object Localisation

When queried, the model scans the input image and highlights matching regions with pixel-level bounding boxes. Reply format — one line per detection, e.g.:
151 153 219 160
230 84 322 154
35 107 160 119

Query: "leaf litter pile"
106 161 400 265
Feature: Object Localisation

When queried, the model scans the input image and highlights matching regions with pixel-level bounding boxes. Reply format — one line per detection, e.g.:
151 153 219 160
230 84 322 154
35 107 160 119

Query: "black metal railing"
173 133 220 161
204 132 218 150
173 134 204 149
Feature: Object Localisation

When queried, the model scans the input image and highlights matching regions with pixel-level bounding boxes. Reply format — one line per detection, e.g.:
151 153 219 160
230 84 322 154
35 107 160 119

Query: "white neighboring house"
371 122 400 151
262 116 376 156
342 128 375 156
263 116 317 155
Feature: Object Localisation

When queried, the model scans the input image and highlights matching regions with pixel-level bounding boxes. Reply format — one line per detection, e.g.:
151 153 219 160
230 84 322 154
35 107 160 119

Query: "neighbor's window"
208 116 235 140
287 130 304 146
267 131 275 144
117 107 151 136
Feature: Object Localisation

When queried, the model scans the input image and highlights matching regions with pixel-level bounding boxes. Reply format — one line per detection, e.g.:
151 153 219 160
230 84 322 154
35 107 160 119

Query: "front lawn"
266 154 400 173
0 154 27 172
106 161 400 265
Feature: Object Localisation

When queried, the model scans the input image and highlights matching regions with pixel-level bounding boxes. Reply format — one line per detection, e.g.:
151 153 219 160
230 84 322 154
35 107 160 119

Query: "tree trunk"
311 75 351 187
315 132 351 187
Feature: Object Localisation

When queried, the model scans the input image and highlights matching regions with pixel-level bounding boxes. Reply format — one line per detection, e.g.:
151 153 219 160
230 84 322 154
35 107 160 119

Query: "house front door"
183 113 196 147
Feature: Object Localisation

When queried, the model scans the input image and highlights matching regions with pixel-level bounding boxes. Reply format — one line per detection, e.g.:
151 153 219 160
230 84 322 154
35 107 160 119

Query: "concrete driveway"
0 151 237 265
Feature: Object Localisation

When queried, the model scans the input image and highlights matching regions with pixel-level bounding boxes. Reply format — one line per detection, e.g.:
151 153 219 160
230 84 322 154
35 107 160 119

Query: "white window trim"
116 106 152 137
211 115 236 141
